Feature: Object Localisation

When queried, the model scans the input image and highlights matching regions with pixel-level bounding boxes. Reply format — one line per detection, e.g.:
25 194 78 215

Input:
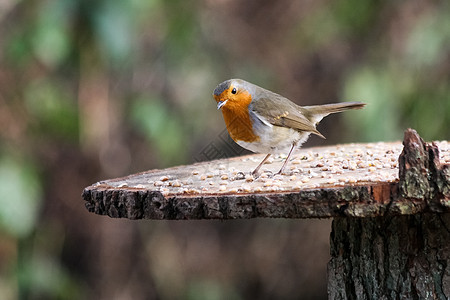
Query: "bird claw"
251 170 261 178
252 170 273 178
264 170 274 178
233 172 246 181
275 169 293 176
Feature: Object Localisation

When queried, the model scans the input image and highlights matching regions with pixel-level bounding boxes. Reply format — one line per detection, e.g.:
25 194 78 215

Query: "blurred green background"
0 0 449 299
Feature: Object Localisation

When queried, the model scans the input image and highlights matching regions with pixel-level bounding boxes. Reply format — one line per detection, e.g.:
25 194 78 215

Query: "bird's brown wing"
250 96 325 138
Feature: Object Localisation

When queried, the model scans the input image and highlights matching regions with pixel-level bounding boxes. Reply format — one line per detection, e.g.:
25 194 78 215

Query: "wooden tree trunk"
328 129 450 300
328 213 450 300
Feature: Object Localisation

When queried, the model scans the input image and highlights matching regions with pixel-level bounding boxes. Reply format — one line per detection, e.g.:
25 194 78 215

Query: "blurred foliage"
24 78 79 141
130 96 188 165
343 5 450 142
186 279 240 300
0 157 41 238
0 0 449 299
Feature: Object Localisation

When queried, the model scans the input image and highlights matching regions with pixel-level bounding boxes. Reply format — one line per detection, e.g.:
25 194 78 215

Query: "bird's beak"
217 99 228 110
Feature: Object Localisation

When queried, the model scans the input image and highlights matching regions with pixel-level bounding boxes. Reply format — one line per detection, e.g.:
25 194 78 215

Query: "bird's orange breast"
221 93 260 143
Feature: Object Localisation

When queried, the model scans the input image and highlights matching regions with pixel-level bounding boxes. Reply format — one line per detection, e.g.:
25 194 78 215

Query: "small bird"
213 79 365 177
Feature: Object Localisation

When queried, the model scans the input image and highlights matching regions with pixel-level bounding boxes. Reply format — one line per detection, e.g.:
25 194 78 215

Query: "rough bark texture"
328 213 450 300
398 130 450 212
328 129 450 300
83 184 399 220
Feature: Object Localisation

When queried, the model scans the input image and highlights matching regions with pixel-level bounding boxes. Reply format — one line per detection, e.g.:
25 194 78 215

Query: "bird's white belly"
236 125 311 154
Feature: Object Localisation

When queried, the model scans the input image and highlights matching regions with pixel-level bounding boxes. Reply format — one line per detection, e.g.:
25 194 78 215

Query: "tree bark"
328 213 450 300
328 129 450 299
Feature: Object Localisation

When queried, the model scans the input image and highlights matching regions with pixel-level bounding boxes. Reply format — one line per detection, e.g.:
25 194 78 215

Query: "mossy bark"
398 129 450 210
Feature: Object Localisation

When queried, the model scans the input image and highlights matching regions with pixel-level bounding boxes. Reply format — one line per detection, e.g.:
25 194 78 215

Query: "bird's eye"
231 88 237 94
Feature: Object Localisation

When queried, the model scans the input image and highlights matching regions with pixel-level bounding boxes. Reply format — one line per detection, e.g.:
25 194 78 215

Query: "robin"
213 79 365 177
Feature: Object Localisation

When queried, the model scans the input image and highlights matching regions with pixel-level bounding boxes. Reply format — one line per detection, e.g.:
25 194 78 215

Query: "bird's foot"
255 170 274 178
233 172 246 181
251 170 261 178
275 169 293 176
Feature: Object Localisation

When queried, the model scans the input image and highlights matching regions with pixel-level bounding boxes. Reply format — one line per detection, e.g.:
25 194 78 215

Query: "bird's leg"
252 153 271 177
276 142 297 175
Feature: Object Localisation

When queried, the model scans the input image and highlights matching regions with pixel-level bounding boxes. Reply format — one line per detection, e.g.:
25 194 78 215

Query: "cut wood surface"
82 130 450 219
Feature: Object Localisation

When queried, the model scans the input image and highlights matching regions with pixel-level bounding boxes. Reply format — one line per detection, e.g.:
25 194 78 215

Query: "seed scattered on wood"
272 181 282 187
264 180 273 187
171 180 182 187
104 142 438 196
301 176 310 183
159 176 169 181
331 166 341 173
309 170 318 177
273 174 283 181
349 162 357 170
346 177 356 183
242 185 251 192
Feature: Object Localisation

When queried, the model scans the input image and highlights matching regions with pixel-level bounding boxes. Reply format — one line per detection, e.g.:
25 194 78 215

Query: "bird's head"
213 79 253 111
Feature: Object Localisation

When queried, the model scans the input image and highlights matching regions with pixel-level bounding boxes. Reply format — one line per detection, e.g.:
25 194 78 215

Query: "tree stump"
328 130 450 300
82 129 450 299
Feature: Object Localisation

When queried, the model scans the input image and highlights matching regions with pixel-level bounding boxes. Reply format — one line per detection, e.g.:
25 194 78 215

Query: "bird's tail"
303 102 365 115
303 102 365 126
